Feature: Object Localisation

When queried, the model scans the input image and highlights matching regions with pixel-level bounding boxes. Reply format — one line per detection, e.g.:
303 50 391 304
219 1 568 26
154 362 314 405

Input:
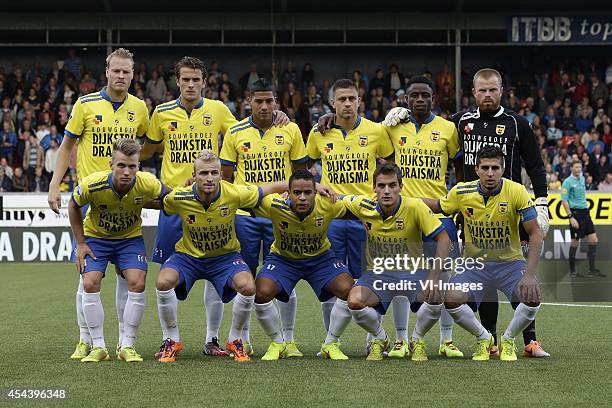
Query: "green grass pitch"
1 262 611 407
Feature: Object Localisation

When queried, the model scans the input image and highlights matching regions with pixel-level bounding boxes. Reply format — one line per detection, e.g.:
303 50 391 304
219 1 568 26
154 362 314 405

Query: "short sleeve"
65 99 85 139
236 184 263 209
438 185 459 216
447 125 461 160
220 128 238 165
289 124 308 163
376 125 395 159
252 194 274 218
162 190 178 216
136 102 149 137
146 109 163 144
72 181 90 207
305 127 321 160
218 103 238 134
415 200 444 239
140 172 164 200
561 179 570 201
340 194 362 217
331 199 347 218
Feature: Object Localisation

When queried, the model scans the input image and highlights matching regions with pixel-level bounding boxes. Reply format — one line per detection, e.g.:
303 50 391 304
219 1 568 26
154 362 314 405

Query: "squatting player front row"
55 48 551 364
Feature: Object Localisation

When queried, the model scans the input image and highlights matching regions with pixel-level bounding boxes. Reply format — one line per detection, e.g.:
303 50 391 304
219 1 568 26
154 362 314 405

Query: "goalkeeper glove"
535 197 550 237
382 107 411 127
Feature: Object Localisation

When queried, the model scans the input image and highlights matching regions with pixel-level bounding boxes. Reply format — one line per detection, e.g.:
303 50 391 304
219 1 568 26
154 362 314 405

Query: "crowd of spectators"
0 50 611 193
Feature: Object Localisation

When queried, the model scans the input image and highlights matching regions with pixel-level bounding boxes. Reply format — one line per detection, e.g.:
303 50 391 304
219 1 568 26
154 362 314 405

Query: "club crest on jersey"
323 143 333 153
498 202 508 214
133 196 143 205
496 124 506 135
279 221 289 230
430 130 440 142
169 121 178 131
186 214 196 224
465 207 474 218
203 114 212 126
315 216 324 227
395 218 405 230
464 122 474 133
127 110 135 122
94 115 103 125
358 135 368 147
399 136 407 146
220 205 230 217
242 142 251 152
275 134 284 145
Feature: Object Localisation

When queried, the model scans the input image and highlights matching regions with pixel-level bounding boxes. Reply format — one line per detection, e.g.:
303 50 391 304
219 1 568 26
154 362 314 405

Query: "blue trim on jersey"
423 223 444 240
71 195 84 208
332 115 361 139
108 172 136 197
220 159 236 166
451 151 463 160
410 113 435 133
477 179 503 205
519 206 537 222
436 199 451 216
145 136 162 145
248 116 268 138
376 196 401 219
256 186 264 207
100 87 126 112
192 183 221 210
292 156 309 164
81 97 104 104
177 97 204 118
230 124 252 134
65 129 80 139
157 102 179 113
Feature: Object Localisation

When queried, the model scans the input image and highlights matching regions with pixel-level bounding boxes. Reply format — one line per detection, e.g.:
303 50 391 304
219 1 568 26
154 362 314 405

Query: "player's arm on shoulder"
161 189 179 216
48 134 78 212
141 109 164 160
377 124 395 161
435 185 459 216
220 127 237 182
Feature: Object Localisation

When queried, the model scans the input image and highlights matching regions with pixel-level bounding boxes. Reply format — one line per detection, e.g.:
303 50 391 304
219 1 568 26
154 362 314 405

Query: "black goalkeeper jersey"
451 106 547 198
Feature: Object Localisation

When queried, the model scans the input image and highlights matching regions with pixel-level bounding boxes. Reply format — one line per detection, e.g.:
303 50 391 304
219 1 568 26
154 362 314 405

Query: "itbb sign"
509 16 612 43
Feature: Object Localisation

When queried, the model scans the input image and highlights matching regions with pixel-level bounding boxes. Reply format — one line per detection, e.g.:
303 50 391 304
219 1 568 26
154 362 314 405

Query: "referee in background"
452 68 551 358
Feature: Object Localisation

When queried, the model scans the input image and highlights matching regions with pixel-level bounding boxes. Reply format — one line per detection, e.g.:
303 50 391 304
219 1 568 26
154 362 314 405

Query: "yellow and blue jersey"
147 97 237 187
162 181 263 258
306 116 394 195
72 170 164 239
383 114 460 199
65 88 149 179
438 178 536 261
341 194 443 270
252 193 346 259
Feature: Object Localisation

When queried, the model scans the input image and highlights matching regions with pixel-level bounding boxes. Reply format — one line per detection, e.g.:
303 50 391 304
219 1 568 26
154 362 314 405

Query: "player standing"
68 139 164 362
220 78 308 357
561 160 605 278
48 48 149 360
423 145 543 361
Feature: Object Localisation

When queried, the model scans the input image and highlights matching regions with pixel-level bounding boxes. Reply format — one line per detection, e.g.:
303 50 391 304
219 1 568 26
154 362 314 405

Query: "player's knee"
233 272 256 296
239 281 256 297
347 289 366 310
156 270 176 291
82 275 101 293
444 290 466 309
128 278 145 293
255 282 276 303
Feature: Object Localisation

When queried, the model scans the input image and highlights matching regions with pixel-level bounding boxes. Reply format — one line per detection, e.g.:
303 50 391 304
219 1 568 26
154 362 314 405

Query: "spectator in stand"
79 72 97 95
386 64 404 94
145 69 168 105
587 130 606 154
534 88 548 117
594 155 610 183
548 173 561 192
240 64 260 92
12 166 28 192
369 69 385 93
308 94 330 129
352 69 366 92
576 109 594 134
282 81 302 121
585 174 597 190
555 155 571 180
598 171 612 192
64 49 82 80
546 118 563 145
582 152 597 178
575 96 593 119
559 106 576 134
590 73 608 104
302 63 315 90
602 123 612 148
45 138 59 176
29 166 48 192
0 120 17 165
23 133 44 183
59 172 72 192
572 72 590 104
135 62 148 87
0 157 13 179
435 64 453 93
0 167 11 191
369 86 390 116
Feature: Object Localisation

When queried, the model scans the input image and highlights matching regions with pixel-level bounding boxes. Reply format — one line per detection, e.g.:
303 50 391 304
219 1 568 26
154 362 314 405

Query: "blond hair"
194 149 221 169
473 68 502 88
112 138 141 158
106 48 134 69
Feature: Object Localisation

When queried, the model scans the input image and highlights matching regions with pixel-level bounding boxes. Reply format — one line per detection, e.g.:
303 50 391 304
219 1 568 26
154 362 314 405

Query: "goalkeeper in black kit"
384 68 550 357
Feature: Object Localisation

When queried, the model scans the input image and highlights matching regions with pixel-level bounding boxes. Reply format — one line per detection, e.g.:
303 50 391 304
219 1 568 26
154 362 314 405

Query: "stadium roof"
8 0 612 13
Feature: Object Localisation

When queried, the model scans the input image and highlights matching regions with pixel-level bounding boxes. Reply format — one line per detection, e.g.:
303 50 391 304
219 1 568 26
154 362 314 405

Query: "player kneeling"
68 139 165 362
422 145 543 361
155 150 289 362
339 163 451 361
250 170 354 360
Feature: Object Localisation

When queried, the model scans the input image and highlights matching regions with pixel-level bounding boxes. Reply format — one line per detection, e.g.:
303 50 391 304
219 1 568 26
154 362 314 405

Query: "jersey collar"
177 97 204 118
192 182 221 210
108 172 136 198
376 195 402 220
477 178 504 198
332 115 361 139
476 106 504 118
248 116 274 138
286 198 315 220
409 113 435 133
101 87 127 112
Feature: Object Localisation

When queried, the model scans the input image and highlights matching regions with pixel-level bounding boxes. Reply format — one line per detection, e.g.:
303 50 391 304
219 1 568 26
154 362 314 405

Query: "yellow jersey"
72 170 164 239
65 88 149 179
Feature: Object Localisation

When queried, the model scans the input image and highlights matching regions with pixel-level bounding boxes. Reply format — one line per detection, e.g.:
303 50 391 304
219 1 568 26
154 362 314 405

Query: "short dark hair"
571 160 582 167
373 162 402 185
475 145 504 166
405 75 435 93
331 78 358 95
174 56 208 80
249 78 274 94
288 169 315 189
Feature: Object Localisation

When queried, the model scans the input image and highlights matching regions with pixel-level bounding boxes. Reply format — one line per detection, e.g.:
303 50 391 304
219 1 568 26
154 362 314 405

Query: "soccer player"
142 58 290 357
220 78 308 357
250 169 355 360
385 68 550 357
382 76 463 358
68 138 165 362
422 145 543 361
154 150 289 363
306 78 394 344
341 163 451 361
47 48 149 360
561 160 605 278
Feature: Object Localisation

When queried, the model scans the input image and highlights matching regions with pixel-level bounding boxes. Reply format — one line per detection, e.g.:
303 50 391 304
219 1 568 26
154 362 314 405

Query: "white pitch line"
501 301 612 308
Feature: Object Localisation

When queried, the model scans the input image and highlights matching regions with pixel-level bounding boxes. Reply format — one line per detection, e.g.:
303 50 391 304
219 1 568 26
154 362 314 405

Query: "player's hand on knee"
382 107 411 127
75 243 96 273
517 274 540 304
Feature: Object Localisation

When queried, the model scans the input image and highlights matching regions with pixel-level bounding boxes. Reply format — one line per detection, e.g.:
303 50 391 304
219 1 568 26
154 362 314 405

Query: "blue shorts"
70 204 89 263
81 236 148 274
423 217 460 259
235 215 274 274
450 260 528 307
162 251 249 302
257 250 349 302
354 269 429 315
152 211 182 264
327 218 366 279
